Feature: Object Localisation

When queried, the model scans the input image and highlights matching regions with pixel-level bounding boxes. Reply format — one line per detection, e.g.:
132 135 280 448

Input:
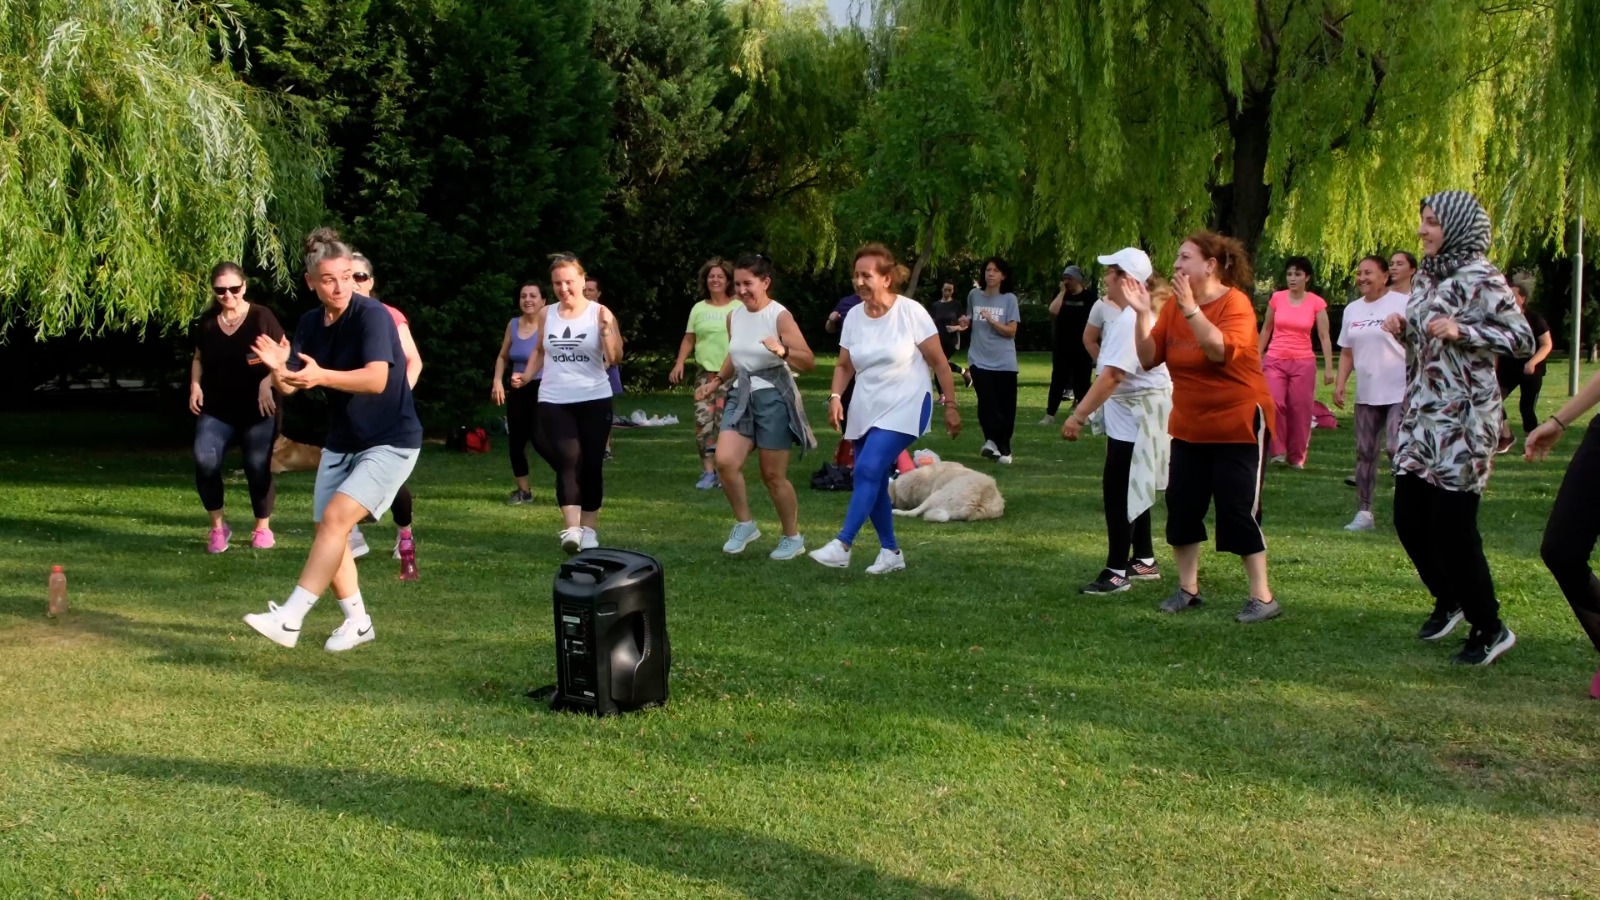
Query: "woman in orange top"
1130 231 1280 623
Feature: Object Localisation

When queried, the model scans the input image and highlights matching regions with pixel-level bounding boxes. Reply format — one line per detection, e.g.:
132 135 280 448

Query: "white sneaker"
770 534 806 560
1036 415 1055 426
324 616 375 652
723 521 761 554
349 527 370 559
392 536 402 559
980 440 999 459
866 548 906 575
559 527 583 555
1344 511 1376 532
580 527 599 551
809 539 851 568
243 602 303 648
997 454 1014 465
1269 455 1287 465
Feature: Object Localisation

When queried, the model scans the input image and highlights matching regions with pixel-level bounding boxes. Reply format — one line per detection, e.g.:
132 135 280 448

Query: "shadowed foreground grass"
2 354 1598 898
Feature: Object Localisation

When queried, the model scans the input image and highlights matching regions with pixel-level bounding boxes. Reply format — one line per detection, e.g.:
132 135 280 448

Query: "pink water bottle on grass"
48 566 69 618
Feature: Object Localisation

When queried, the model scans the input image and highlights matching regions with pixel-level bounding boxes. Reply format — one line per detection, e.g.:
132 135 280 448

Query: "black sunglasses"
353 272 372 282
213 284 244 295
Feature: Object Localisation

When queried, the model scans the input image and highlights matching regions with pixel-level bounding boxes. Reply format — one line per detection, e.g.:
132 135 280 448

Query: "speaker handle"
560 560 609 582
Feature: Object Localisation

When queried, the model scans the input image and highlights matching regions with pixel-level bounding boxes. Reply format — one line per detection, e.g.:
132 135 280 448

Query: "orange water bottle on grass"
48 565 69 618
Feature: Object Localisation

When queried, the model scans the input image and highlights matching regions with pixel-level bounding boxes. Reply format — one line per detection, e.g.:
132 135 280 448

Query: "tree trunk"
1209 90 1274 263
906 223 935 298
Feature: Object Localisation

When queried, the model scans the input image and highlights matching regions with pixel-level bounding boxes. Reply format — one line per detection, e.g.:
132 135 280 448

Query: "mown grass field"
2 353 1597 898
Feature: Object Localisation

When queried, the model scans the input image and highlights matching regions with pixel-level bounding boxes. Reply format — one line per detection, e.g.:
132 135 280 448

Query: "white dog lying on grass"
888 461 1005 523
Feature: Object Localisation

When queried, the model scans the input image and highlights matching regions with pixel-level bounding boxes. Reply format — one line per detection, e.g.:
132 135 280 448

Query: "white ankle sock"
338 592 366 621
283 586 318 625
1137 557 1155 566
1109 568 1127 577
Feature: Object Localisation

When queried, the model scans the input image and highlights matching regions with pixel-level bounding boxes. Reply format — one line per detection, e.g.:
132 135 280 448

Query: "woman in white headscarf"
1381 190 1533 666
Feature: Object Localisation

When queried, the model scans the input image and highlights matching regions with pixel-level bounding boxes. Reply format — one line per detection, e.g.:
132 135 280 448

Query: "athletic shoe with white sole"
207 525 232 554
580 527 599 551
349 527 370 559
694 471 719 490
1159 587 1203 613
1126 559 1161 581
1453 625 1515 666
243 602 303 649
865 548 906 575
997 454 1014 465
559 527 583 555
1269 455 1287 465
324 616 375 652
1235 597 1282 623
769 534 806 560
809 539 851 568
506 489 534 505
1036 415 1055 426
250 528 275 550
1418 608 1464 641
980 440 999 459
723 521 761 554
1344 511 1375 532
1080 569 1131 594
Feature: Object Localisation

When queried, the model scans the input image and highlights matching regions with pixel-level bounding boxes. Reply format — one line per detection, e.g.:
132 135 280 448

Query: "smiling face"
1355 259 1387 298
1418 207 1445 257
583 279 600 302
518 284 544 316
854 256 893 299
305 256 354 311
212 273 246 313
551 264 585 304
705 267 728 297
732 268 769 306
1172 241 1213 284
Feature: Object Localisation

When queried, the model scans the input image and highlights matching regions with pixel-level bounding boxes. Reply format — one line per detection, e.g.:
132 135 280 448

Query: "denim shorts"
721 388 795 451
312 445 420 523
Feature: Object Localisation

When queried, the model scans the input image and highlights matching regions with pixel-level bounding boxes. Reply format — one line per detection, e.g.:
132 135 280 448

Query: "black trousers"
539 397 612 511
507 380 551 479
194 413 277 519
1103 438 1153 569
1393 472 1503 633
1540 420 1600 653
969 367 1018 455
1497 364 1544 434
390 484 413 528
1047 342 1091 416
1165 435 1267 556
937 334 964 376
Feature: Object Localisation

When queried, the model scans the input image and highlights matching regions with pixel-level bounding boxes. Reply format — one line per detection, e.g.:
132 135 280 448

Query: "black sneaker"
1418 608 1464 641
1452 625 1516 666
1344 474 1357 487
1080 569 1131 595
1127 559 1161 581
1159 587 1202 613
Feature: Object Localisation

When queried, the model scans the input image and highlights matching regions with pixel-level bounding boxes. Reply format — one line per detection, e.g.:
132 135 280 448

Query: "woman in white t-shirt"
1332 255 1409 531
1061 248 1174 594
810 244 962 574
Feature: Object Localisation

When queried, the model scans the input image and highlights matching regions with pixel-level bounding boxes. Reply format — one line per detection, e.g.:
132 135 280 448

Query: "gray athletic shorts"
313 445 420 523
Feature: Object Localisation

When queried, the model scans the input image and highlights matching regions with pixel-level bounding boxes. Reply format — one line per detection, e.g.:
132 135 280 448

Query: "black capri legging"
538 397 612 511
1164 418 1268 557
507 380 550 479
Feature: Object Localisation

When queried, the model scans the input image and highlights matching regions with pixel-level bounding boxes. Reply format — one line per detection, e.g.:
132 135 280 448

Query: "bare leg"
1243 551 1272 602
515 474 530 493
760 448 798 536
297 494 370 597
208 509 226 528
559 505 582 530
716 432 756 522
1173 542 1202 594
580 509 599 529
254 517 270 532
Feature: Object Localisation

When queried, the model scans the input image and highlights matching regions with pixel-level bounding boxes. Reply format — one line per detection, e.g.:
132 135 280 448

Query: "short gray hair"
302 226 354 274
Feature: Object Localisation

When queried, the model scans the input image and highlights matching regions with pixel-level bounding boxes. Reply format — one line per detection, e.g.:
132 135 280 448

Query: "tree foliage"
0 0 322 337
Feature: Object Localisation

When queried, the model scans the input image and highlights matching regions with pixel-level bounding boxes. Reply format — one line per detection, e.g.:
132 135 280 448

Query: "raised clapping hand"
251 334 291 372
1171 273 1199 315
1524 420 1564 461
1121 275 1152 314
280 353 326 390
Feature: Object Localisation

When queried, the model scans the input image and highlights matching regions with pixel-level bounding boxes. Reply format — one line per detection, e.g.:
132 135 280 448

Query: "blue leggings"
838 427 919 551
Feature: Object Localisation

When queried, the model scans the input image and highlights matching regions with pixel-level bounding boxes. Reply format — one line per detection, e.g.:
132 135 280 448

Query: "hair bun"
303 226 344 255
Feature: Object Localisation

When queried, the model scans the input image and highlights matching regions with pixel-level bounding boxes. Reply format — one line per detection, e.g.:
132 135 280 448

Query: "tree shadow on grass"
66 753 977 899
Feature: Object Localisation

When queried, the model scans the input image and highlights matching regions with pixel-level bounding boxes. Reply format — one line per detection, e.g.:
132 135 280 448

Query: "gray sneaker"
506 489 533 505
1235 597 1282 623
722 521 761 554
1159 588 1203 613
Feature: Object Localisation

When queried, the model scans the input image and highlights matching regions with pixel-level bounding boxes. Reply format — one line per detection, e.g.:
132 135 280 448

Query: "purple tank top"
508 317 540 372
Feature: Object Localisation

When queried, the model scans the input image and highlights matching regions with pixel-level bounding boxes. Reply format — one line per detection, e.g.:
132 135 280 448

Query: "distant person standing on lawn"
1381 190 1533 665
1495 273 1552 451
928 280 966 381
190 261 286 553
243 228 422 652
1043 264 1096 424
697 254 818 560
810 243 962 574
492 282 549 505
1258 256 1333 469
1131 231 1281 624
585 277 624 461
669 257 738 490
956 257 1020 464
1331 256 1408 533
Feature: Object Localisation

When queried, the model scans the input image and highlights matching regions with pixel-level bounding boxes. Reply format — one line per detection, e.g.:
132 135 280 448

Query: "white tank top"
728 300 786 391
538 302 612 404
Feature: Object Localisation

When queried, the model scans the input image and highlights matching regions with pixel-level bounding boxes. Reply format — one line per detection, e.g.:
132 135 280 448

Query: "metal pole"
1573 183 1586 396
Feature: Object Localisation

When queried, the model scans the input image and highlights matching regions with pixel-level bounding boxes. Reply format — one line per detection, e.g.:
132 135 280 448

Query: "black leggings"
507 381 550 479
1047 343 1091 416
1393 472 1502 633
539 398 612 511
937 334 964 377
969 367 1018 455
1103 438 1153 569
390 484 413 528
1540 420 1600 653
1498 365 1544 434
194 413 277 519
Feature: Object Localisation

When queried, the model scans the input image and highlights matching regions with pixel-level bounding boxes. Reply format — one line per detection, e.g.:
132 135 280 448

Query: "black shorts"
1165 413 1268 556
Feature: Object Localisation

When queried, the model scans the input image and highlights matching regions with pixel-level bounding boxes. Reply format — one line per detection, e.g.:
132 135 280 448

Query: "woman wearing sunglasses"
189 262 287 552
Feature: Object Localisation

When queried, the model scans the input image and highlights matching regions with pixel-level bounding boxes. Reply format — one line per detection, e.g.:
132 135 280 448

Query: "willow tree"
899 0 1578 271
0 0 322 338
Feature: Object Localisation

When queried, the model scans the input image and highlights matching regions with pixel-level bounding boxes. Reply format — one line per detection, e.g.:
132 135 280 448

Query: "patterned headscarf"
1419 190 1492 280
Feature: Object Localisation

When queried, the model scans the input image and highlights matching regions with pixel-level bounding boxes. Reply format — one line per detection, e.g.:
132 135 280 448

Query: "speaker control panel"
559 608 596 699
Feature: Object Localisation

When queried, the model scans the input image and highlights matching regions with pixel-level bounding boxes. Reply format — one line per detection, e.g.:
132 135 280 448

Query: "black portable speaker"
549 549 670 715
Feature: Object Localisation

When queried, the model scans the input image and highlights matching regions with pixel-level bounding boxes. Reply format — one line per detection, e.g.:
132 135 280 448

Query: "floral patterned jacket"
1393 259 1534 494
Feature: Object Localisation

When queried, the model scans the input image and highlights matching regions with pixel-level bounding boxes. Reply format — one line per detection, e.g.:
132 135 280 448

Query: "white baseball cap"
1095 248 1153 283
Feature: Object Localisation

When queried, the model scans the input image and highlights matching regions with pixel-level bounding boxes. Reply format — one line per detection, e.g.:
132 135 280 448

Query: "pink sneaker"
1589 667 1600 700
206 525 232 554
251 528 275 550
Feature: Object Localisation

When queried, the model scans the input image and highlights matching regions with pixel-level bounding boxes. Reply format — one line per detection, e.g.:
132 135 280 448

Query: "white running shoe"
580 527 599 551
349 527 370 559
866 548 906 575
559 527 583 555
997 454 1014 465
324 616 375 652
1344 511 1375 532
1269 455 1287 465
769 534 806 560
1036 415 1055 426
809 539 851 568
980 440 999 459
243 602 303 649
723 521 761 554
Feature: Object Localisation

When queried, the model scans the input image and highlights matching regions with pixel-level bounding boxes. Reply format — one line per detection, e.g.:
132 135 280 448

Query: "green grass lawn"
3 353 1598 898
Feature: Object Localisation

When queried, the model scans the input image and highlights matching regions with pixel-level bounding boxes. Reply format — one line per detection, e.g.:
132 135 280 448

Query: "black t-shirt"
929 299 962 341
1501 310 1551 376
1055 287 1097 348
287 295 423 452
192 304 285 424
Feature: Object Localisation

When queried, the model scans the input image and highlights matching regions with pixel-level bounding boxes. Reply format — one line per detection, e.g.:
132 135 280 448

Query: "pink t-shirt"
1265 291 1326 360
